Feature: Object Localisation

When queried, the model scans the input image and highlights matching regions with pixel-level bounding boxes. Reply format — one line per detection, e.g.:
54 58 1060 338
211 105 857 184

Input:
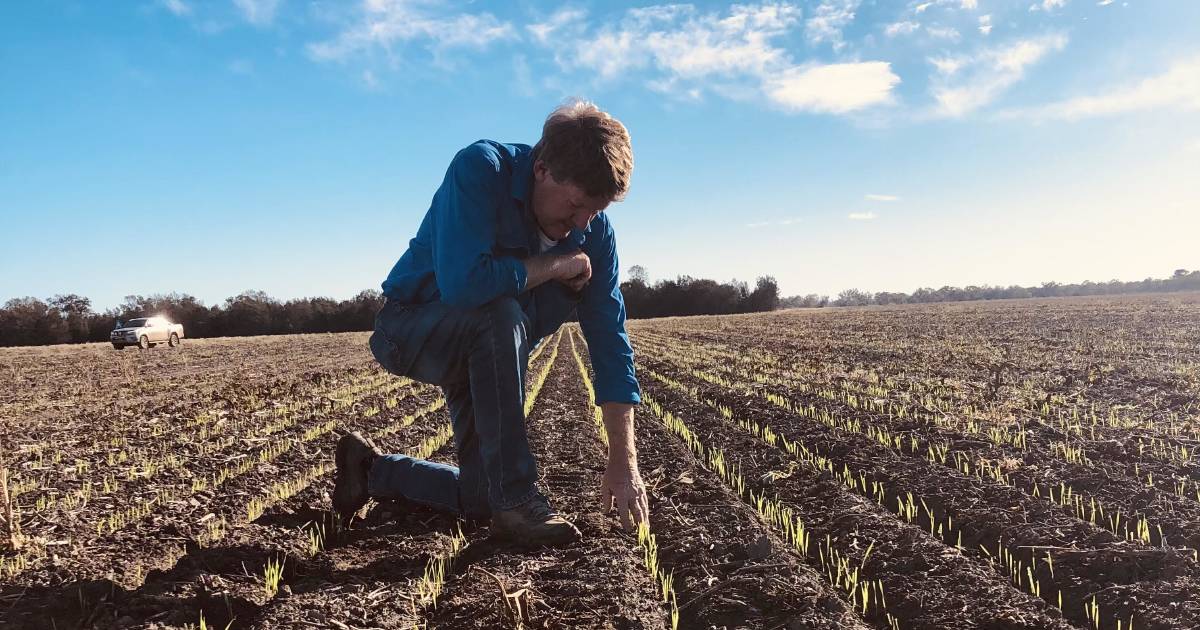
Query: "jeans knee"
477 297 529 338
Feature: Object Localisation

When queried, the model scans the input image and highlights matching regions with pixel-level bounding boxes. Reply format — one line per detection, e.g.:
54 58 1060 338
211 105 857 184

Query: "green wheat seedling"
306 522 326 557
415 525 467 609
263 555 285 598
645 392 896 623
568 328 608 447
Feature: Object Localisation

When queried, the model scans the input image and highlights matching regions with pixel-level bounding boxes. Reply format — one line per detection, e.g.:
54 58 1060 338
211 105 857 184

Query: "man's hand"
560 251 592 292
598 402 648 531
600 462 649 531
521 251 592 293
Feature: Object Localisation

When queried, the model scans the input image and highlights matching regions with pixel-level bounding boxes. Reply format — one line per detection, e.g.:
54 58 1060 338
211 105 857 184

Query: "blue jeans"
366 290 576 519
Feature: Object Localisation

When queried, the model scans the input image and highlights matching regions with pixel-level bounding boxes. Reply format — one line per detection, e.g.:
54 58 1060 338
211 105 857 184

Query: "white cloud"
865 194 899 201
1098 0 1114 5
978 15 993 36
1004 56 1200 120
527 8 586 45
885 21 920 37
929 56 965 75
915 2 934 13
542 3 899 116
848 211 878 220
233 0 281 26
747 217 804 227
764 62 900 113
961 0 978 9
929 34 1068 117
926 25 961 41
308 0 516 62
806 0 861 51
1030 0 1068 11
159 0 191 16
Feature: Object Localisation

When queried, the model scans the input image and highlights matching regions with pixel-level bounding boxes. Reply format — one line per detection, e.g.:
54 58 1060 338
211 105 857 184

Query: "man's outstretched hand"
600 462 649 531
598 402 649 531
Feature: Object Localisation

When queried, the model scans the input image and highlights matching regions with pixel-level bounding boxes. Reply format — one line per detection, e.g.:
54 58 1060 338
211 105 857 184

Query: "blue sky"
2 0 1198 310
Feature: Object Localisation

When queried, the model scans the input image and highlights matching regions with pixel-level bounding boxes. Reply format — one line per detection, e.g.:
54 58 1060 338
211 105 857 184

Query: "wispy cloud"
541 3 899 116
747 217 804 228
806 0 861 51
926 25 961 41
865 193 899 201
978 15 993 36
308 0 516 62
928 34 1068 117
527 8 587 45
885 21 920 37
159 0 191 17
1003 56 1200 120
848 211 879 220
1030 0 1068 11
233 0 281 26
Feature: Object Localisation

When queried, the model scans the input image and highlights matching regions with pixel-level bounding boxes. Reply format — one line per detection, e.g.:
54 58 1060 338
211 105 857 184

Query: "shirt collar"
511 148 534 208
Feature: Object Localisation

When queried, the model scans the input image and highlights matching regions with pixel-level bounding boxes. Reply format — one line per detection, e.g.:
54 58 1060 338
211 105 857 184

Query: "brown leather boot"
491 494 581 547
333 432 381 524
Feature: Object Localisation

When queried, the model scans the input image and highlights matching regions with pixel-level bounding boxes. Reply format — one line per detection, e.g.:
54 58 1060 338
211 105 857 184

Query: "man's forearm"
601 402 638 466
522 254 569 292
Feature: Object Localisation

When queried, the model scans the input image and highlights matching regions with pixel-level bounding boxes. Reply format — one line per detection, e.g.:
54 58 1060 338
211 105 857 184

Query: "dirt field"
2 293 1199 629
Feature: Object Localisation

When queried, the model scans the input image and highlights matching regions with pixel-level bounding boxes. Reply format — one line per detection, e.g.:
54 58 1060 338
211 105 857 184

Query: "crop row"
637 335 1200 550
634 353 1194 629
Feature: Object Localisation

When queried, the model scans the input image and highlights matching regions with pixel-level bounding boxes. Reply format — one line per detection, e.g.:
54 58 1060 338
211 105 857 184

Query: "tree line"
0 290 385 347
1 269 1197 347
815 269 1200 308
620 266 781 318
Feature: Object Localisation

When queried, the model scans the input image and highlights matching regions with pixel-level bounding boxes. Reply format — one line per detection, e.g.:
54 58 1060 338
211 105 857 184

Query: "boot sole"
490 524 582 548
332 436 368 521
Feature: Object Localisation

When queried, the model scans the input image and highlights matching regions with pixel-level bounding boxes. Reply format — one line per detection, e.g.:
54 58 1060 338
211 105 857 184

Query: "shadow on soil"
0 503 470 630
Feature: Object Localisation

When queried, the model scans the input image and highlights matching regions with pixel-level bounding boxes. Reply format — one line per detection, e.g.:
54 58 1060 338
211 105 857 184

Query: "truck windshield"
124 318 149 328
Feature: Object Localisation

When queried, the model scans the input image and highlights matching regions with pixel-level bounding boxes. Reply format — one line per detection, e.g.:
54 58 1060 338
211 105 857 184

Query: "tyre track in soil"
638 354 1200 630
421 331 664 629
639 373 1078 630
571 329 871 630
0 380 451 630
637 333 1200 550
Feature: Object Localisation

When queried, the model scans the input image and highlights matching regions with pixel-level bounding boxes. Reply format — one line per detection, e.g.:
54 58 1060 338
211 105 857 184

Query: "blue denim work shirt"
381 140 640 406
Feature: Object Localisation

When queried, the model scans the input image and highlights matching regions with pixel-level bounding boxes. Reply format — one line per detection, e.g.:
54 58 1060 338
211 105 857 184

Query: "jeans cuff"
493 487 540 511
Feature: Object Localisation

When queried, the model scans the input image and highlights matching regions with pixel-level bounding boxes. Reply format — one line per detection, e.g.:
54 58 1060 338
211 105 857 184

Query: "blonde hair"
533 99 633 201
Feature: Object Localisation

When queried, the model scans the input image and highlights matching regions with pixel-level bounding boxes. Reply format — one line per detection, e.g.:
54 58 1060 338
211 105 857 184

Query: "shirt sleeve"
578 214 641 406
431 143 529 308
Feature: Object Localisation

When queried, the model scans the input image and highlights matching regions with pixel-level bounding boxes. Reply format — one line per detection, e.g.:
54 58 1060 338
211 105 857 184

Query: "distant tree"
835 289 873 307
0 298 66 346
222 290 278 337
743 276 780 312
627 265 649 284
49 294 93 343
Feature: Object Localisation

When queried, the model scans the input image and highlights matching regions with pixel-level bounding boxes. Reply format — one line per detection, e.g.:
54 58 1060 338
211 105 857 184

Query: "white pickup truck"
111 317 185 350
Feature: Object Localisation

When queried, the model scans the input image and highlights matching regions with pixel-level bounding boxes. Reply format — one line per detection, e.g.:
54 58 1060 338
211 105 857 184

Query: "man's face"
530 159 611 241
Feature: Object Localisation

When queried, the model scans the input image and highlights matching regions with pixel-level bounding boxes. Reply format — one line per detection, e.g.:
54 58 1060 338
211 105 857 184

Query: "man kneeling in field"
331 101 649 547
